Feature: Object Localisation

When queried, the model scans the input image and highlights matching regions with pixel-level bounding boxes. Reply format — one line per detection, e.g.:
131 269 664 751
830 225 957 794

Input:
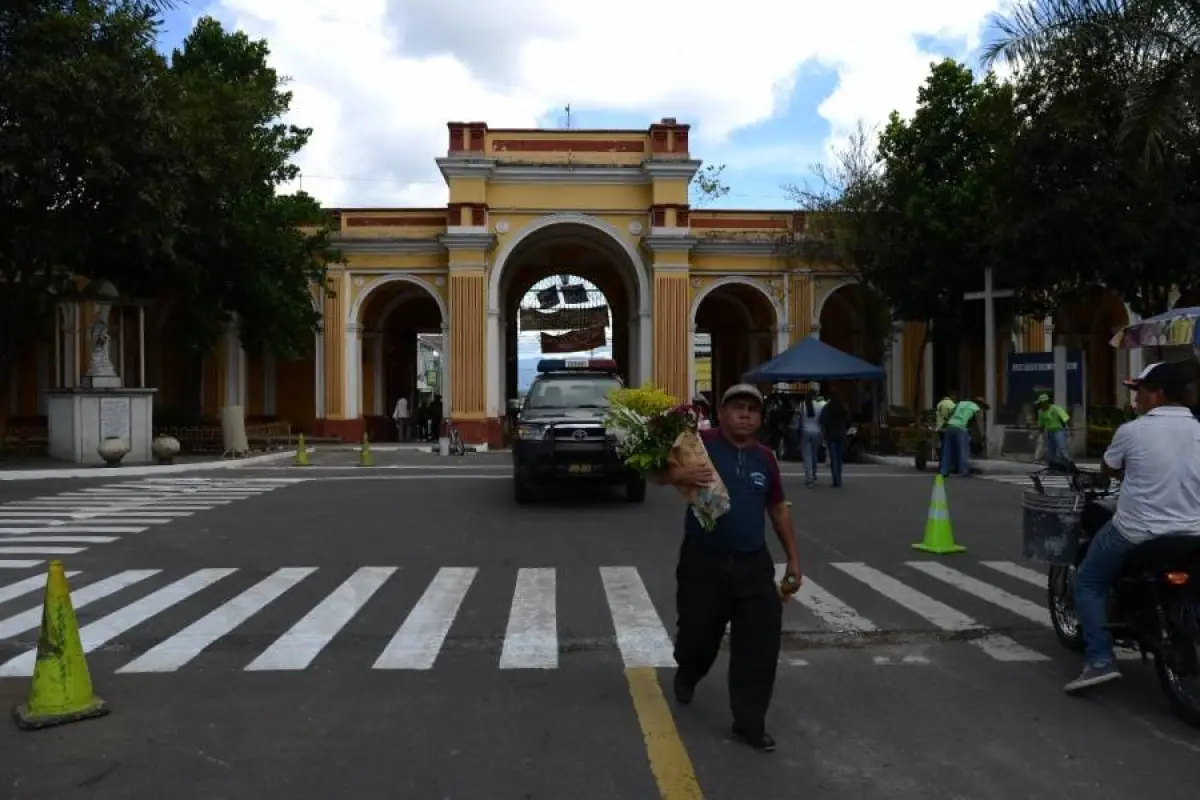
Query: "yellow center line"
624 667 704 799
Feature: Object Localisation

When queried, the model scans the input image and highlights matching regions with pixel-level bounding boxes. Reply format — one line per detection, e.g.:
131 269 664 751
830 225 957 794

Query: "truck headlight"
517 424 548 440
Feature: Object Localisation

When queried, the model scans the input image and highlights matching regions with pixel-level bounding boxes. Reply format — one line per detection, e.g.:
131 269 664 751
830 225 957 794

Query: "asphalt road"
0 448 1197 799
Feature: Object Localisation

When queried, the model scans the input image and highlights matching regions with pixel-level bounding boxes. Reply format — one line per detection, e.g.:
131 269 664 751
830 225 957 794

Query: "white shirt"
1104 406 1200 542
393 398 409 419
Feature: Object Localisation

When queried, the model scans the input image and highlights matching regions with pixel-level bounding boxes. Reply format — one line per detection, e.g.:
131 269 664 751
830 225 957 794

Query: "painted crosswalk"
0 557 1094 677
0 477 300 564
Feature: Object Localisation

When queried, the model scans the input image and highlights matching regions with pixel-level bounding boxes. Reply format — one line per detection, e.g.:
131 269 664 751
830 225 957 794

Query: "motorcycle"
1033 460 1200 727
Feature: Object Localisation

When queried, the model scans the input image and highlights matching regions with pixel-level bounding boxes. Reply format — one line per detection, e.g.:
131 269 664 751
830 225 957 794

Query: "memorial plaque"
99 397 131 440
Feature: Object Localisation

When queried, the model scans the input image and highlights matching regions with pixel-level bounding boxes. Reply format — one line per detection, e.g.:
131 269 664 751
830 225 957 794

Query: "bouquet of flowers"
605 386 731 531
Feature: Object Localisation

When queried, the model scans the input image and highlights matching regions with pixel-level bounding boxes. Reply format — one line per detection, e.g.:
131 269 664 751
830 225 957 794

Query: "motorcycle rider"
1067 361 1200 693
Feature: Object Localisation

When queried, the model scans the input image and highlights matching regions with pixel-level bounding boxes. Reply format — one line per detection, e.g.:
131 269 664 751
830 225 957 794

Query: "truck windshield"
525 377 622 409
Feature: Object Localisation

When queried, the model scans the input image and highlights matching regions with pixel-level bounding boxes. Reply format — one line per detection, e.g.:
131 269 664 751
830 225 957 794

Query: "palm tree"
982 0 1200 167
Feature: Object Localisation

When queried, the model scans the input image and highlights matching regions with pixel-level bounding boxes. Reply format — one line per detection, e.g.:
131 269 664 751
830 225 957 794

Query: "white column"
687 324 697 399
372 335 384 415
485 310 500 417
343 323 362 419
810 322 821 342
314 332 326 419
222 324 245 409
638 311 652 386
1042 317 1054 353
263 349 277 416
439 324 451 405
775 323 789 357
982 267 998 455
36 342 50 415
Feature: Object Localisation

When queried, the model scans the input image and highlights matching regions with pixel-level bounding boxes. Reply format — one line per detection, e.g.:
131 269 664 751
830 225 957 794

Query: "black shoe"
732 726 776 752
673 673 695 705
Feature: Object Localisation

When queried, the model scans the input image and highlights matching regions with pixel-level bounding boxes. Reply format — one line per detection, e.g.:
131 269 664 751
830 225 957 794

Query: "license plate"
568 464 593 474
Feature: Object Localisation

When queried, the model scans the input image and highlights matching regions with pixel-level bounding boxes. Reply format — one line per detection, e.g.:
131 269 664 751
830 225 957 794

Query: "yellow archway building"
6 119 957 449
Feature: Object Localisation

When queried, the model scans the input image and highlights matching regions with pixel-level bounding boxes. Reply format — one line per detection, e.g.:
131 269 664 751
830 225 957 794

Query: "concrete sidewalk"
0 448 303 481
862 452 1101 475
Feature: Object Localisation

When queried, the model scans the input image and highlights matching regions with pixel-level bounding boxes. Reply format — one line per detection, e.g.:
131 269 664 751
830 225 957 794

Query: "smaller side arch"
690 276 783 331
346 272 448 327
812 278 861 327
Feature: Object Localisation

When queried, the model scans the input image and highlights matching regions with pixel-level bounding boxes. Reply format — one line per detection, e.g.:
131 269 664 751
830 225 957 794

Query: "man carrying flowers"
656 383 802 752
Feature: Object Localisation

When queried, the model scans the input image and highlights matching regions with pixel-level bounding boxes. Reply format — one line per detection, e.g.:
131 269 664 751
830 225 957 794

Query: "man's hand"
671 462 715 488
779 561 802 602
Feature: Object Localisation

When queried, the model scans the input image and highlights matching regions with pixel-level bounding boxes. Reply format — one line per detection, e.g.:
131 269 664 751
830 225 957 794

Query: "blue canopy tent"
742 336 885 383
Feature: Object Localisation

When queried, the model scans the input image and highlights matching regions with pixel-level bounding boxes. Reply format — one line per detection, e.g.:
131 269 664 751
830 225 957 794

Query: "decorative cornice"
651 264 691 274
435 157 497 182
642 159 703 181
438 232 497 251
491 165 648 185
334 237 445 255
640 234 698 254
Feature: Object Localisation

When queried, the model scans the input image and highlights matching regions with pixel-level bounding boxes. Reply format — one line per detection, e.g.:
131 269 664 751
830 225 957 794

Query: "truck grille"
548 424 607 442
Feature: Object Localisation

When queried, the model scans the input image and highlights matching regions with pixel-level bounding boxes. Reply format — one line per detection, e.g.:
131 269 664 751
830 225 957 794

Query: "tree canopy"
0 1 339 422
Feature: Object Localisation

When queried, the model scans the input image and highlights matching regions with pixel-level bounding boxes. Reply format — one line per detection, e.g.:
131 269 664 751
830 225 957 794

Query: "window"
525 377 622 409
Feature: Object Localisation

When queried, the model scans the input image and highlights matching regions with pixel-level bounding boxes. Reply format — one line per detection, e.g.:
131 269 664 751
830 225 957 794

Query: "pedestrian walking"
392 395 410 442
658 383 802 752
798 388 824 487
1035 393 1070 465
819 392 851 487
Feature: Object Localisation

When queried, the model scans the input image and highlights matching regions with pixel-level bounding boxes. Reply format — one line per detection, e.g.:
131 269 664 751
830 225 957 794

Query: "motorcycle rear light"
1165 572 1190 586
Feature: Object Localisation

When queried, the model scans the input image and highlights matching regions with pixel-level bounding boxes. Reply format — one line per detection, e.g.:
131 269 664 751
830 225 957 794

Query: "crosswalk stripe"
246 567 397 671
0 572 78 604
374 567 478 670
0 536 119 544
0 526 146 534
500 568 558 669
775 564 878 632
117 568 317 673
0 568 236 677
0 546 86 555
907 562 1049 625
982 561 1046 587
0 560 42 569
600 566 675 668
832 563 1051 662
0 569 161 639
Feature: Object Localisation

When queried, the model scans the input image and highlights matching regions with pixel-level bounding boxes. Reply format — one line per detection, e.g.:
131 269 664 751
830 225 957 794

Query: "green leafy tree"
162 17 340 419
691 163 730 207
0 0 183 428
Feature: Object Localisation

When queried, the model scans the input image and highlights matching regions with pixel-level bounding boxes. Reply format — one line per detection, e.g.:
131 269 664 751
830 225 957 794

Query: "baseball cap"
721 383 764 406
1125 361 1189 391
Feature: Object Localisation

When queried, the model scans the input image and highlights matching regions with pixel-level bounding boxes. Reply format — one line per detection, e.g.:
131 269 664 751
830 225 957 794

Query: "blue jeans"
939 427 970 476
1044 430 1068 464
1073 520 1138 668
800 430 822 483
826 437 845 486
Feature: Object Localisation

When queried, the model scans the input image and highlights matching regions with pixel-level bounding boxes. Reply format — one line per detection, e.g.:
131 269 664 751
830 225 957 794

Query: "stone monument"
47 280 156 465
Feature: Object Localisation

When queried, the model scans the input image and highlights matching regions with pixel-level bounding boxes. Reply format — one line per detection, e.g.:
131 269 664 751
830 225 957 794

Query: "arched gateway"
21 118 1128 453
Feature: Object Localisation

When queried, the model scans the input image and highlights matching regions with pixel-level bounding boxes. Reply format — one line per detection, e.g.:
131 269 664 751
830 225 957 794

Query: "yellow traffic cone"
13 561 109 730
359 433 373 467
911 475 966 554
294 433 311 467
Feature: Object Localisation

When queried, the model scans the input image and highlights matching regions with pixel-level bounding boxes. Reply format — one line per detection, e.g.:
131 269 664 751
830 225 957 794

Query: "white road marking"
0 526 146 534
246 567 396 671
118 568 316 673
832 562 1051 662
600 566 675 668
775 564 878 632
500 568 558 669
0 568 236 677
0 569 160 638
907 562 1049 624
0 546 86 555
982 560 1047 587
374 567 478 670
0 572 79 604
0 536 119 544
0 560 43 569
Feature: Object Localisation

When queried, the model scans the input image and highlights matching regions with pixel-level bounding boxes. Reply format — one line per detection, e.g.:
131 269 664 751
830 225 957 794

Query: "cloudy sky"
159 0 1015 210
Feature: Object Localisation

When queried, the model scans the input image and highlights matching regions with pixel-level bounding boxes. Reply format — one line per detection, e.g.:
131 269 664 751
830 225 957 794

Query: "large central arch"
486 214 651 417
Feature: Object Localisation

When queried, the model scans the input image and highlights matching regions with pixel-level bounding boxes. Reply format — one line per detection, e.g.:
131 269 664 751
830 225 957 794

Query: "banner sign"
540 325 607 354
519 305 609 331
1006 350 1084 407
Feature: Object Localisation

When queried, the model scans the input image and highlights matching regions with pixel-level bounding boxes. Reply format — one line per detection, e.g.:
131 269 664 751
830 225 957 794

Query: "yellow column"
789 273 813 344
323 282 345 419
449 267 486 418
653 270 690 402
1022 316 1046 353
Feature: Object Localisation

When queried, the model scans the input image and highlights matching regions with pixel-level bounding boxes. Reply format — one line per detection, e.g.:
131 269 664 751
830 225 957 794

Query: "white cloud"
206 0 1010 207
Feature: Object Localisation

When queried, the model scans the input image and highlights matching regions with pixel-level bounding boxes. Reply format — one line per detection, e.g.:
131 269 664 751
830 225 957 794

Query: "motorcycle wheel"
1152 623 1200 728
1047 565 1084 652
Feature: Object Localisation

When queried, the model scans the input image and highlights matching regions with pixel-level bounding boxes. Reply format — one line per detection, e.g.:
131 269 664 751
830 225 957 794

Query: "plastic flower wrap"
605 388 731 532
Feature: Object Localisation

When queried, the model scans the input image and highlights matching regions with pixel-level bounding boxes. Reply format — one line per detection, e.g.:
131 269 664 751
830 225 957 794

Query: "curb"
0 448 306 482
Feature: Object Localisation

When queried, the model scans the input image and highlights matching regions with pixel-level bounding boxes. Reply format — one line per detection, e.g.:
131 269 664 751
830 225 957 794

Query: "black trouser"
673 537 783 734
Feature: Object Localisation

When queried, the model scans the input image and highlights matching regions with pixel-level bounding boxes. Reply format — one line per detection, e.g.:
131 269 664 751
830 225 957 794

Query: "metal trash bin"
1022 488 1084 565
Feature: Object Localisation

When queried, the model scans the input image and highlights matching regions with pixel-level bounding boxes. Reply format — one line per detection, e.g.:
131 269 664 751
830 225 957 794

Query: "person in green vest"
1035 393 1071 466
934 393 958 472
940 396 988 477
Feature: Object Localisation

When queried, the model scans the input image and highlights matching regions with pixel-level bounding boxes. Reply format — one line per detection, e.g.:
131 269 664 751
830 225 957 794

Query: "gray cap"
721 383 764 406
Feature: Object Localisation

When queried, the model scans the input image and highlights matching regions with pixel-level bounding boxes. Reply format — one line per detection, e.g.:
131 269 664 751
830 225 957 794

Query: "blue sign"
1007 351 1084 407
